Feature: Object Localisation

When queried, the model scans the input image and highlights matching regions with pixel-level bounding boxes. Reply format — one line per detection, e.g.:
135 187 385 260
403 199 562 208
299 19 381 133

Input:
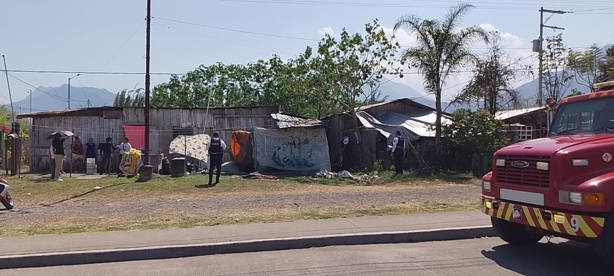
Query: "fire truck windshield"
550 97 614 136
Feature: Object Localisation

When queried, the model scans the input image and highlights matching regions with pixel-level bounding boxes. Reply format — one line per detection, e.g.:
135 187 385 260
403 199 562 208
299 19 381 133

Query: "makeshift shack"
252 113 330 172
324 98 451 171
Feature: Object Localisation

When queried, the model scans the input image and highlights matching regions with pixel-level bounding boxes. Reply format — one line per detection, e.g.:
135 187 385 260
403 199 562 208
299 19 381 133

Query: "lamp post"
67 73 80 110
26 89 32 113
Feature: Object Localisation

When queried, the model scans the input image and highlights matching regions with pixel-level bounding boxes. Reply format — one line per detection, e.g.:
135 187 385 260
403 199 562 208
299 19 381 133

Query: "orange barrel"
230 131 253 172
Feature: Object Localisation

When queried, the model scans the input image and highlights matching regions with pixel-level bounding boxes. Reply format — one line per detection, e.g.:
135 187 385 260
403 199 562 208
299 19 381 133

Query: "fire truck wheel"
491 217 542 245
594 215 614 270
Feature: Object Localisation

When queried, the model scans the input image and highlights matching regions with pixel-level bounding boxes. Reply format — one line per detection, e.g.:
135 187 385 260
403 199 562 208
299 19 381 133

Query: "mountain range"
11 84 115 114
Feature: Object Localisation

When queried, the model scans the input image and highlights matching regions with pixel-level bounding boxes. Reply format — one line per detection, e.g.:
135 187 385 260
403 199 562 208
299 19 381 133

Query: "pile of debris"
314 169 383 185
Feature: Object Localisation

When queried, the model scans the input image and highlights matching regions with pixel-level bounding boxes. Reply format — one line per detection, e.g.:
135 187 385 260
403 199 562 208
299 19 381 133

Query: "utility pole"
536 7 570 106
1 55 15 126
145 0 151 166
139 0 153 182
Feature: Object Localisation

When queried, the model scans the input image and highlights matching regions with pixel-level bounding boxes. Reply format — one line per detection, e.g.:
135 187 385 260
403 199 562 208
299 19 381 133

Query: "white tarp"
253 127 330 172
169 134 210 162
356 110 451 140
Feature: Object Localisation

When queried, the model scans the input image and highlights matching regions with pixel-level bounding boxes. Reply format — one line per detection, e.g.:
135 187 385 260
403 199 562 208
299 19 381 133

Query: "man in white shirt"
391 130 405 176
119 137 132 154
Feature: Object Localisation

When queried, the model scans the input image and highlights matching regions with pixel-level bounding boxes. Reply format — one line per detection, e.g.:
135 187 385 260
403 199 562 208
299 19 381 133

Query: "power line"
153 16 319 42
218 0 614 11
4 69 182 76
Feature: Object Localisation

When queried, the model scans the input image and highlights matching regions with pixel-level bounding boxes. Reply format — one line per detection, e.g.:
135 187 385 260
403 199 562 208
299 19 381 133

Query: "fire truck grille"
495 155 550 188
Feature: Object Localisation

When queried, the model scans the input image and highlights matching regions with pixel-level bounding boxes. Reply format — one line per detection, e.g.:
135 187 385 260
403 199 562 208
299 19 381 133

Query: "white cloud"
383 23 536 102
318 27 335 37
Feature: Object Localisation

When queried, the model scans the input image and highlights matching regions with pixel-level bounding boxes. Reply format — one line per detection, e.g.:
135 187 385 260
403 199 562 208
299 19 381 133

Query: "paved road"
3 237 611 276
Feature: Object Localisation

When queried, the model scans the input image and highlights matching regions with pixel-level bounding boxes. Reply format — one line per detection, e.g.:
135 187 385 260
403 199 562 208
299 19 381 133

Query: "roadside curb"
0 225 495 269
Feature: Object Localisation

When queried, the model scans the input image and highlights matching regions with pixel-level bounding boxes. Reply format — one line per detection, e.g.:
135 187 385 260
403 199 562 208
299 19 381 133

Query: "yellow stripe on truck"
577 216 597 238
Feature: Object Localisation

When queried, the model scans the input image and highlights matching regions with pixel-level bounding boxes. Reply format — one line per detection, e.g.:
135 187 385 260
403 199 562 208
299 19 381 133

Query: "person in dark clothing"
85 138 97 159
98 137 115 175
208 132 226 186
391 130 405 176
52 133 66 181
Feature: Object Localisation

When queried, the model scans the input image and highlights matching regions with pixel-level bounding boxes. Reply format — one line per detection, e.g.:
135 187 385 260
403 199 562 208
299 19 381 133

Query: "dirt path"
0 182 479 233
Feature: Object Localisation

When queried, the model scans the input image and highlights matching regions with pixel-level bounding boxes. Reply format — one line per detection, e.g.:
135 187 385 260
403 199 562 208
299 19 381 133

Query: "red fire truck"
482 82 614 267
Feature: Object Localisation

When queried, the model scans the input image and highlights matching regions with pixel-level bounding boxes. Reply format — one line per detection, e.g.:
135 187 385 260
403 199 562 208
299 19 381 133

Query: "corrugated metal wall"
28 107 278 172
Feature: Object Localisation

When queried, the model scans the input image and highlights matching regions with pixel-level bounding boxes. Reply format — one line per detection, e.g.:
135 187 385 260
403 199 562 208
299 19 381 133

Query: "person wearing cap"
391 130 405 176
208 132 227 186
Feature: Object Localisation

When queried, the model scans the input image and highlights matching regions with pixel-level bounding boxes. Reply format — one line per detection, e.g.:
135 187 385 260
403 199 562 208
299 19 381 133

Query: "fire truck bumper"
482 196 606 238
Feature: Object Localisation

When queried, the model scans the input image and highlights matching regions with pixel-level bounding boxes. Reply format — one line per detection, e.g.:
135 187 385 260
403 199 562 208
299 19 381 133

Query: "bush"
442 109 506 176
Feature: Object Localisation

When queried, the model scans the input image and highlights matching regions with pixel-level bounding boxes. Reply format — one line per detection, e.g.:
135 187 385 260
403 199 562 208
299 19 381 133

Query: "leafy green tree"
567 45 601 92
442 110 506 176
599 46 614 82
394 4 488 145
316 19 401 117
114 88 145 107
151 19 399 121
542 34 573 102
454 35 518 115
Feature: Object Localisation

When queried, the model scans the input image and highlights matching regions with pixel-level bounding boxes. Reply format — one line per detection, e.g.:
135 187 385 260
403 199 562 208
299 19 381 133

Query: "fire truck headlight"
569 192 583 204
536 162 549 171
572 159 589 167
496 159 506 167
482 181 491 192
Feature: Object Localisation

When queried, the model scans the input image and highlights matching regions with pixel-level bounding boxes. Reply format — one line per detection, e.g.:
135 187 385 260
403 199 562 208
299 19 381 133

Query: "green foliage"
567 45 601 92
454 34 518 115
442 110 506 176
599 46 614 82
114 89 145 107
542 34 573 102
0 106 11 127
151 20 399 119
394 4 488 143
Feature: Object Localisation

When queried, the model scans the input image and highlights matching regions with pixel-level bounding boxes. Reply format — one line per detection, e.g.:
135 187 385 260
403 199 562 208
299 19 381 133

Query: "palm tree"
394 4 488 144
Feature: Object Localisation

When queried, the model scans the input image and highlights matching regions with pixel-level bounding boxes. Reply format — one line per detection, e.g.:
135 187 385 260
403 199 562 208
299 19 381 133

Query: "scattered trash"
93 186 102 190
313 170 382 185
315 169 335 178
338 170 353 179
241 172 279 180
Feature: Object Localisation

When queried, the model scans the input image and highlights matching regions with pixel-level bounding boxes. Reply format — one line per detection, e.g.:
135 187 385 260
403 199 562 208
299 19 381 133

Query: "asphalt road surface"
3 237 611 276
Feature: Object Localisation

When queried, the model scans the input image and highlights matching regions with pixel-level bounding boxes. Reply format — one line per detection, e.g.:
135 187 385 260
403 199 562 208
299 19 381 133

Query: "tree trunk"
435 85 442 146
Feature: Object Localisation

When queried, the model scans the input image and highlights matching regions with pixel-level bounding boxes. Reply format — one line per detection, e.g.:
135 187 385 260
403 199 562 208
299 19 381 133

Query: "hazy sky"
1 0 613 107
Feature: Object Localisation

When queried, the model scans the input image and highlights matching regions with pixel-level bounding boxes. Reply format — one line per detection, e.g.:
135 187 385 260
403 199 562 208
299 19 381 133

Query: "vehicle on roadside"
482 81 614 269
0 177 14 210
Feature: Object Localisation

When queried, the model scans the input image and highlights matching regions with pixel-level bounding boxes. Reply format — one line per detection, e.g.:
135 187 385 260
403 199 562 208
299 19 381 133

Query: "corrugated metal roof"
270 113 323 129
356 110 451 140
495 106 546 121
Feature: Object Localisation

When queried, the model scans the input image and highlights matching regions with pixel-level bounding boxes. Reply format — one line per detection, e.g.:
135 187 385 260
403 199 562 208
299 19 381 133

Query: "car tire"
491 217 543 245
594 214 614 271
1 192 14 210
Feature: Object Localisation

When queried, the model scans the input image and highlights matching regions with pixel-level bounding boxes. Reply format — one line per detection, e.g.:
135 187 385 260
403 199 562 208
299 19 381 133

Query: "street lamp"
26 89 32 113
67 73 81 110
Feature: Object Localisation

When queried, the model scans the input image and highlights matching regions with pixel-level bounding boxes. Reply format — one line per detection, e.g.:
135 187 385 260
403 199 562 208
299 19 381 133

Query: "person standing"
72 136 85 171
391 130 405 176
118 137 132 173
85 138 97 160
99 137 115 175
52 133 66 181
49 143 55 180
119 137 132 155
208 132 226 186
